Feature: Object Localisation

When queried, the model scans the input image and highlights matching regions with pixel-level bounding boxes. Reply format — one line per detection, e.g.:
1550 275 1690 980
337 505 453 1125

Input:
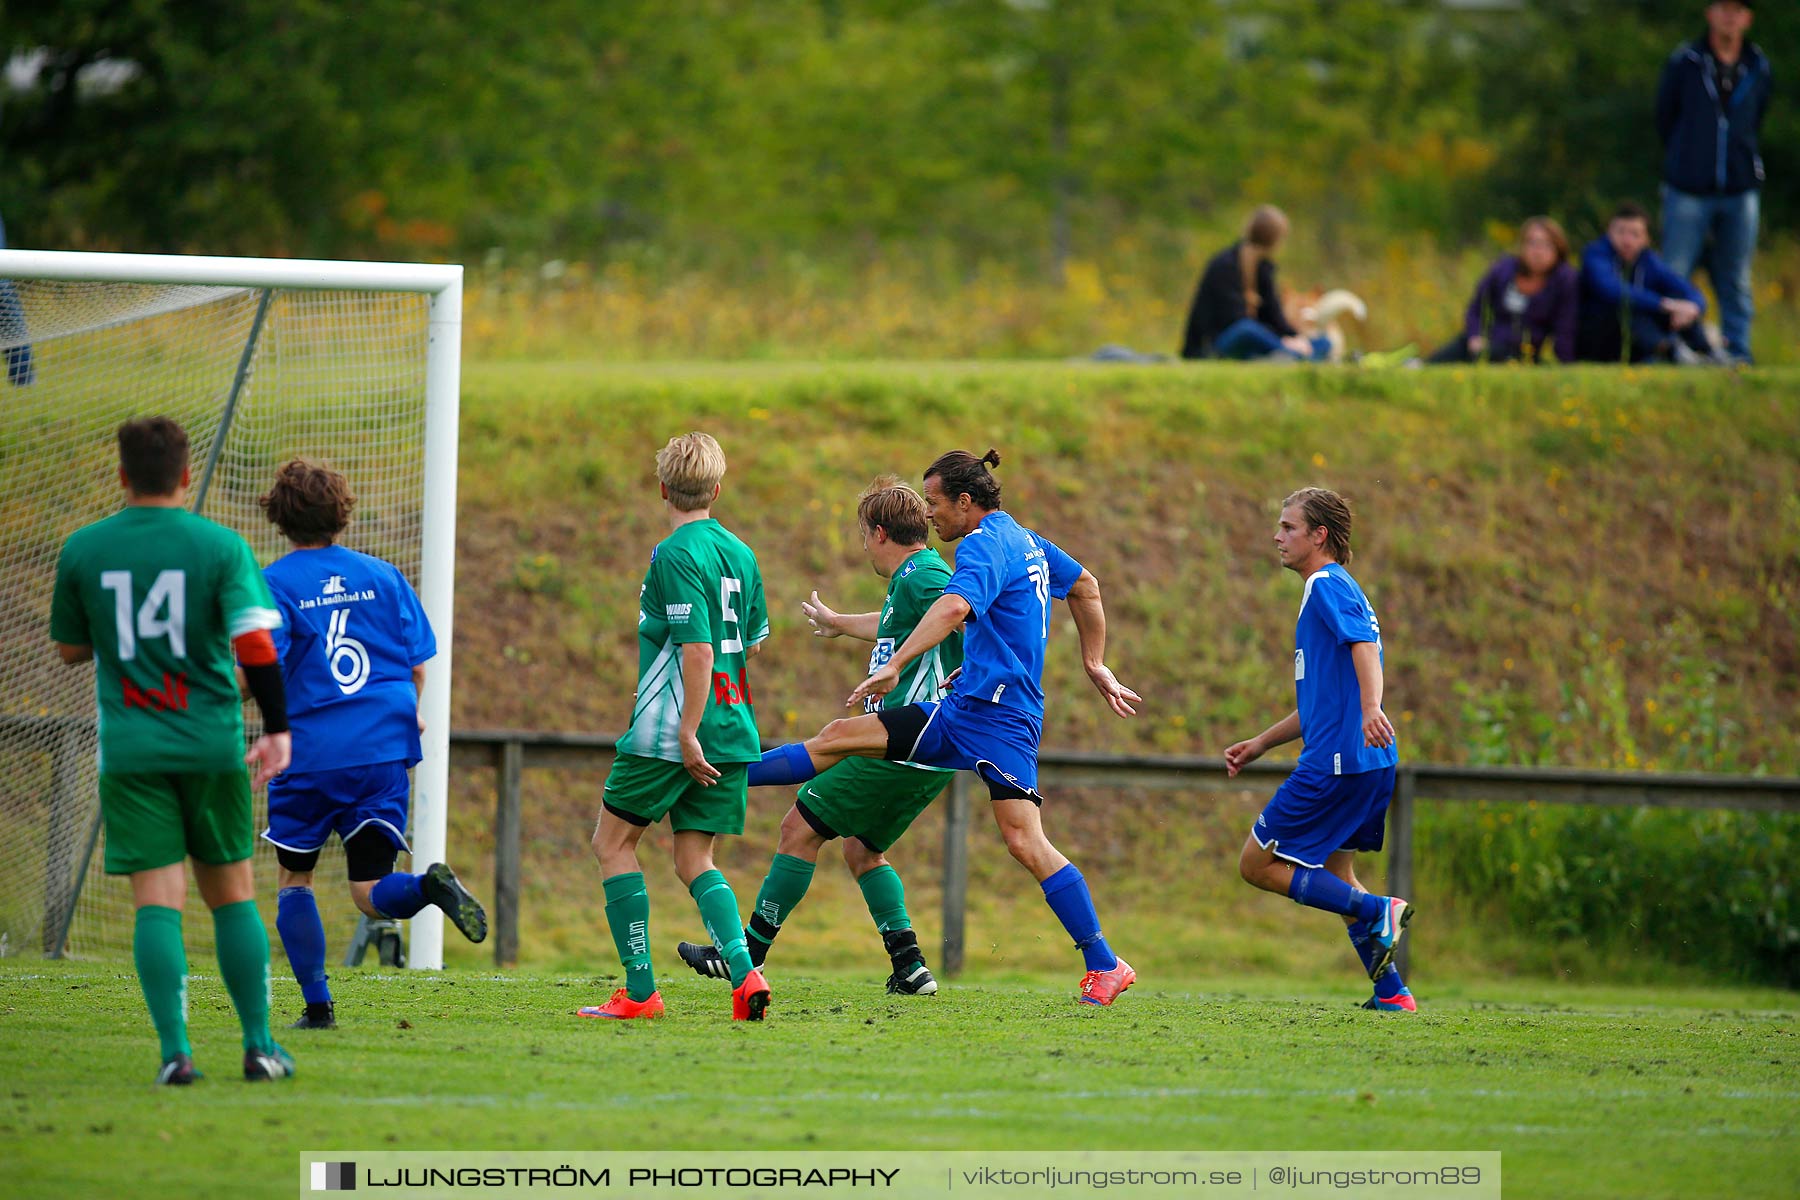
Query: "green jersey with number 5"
50 506 283 774
619 518 769 764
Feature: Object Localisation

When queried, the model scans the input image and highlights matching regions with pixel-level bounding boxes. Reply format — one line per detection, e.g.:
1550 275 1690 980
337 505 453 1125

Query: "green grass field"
2 961 1793 1200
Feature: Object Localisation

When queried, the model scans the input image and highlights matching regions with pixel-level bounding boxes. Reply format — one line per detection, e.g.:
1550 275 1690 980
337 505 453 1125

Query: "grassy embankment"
431 362 1798 992
462 234 1800 365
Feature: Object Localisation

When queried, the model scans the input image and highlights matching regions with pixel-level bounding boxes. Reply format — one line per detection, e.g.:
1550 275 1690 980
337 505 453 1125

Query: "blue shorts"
263 761 412 854
1252 765 1394 869
885 696 1043 802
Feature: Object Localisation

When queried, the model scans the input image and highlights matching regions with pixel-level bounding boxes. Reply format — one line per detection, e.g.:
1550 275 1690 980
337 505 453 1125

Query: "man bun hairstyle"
117 416 189 496
260 459 356 545
1284 486 1354 567
656 431 727 512
857 474 931 546
923 447 1003 510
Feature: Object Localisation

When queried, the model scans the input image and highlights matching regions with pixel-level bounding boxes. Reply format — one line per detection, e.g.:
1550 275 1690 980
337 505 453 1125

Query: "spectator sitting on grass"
1422 217 1578 365
1575 201 1717 365
1180 205 1329 363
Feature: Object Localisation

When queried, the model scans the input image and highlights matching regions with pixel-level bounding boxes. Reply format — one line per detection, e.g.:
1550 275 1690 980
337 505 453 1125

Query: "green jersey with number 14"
618 518 769 764
50 506 283 774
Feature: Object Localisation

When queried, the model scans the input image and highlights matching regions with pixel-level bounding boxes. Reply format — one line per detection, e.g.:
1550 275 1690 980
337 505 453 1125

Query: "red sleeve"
233 629 278 667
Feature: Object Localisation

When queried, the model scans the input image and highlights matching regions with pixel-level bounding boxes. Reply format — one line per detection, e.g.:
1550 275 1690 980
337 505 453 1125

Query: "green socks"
690 869 756 986
603 872 656 1002
134 906 190 1061
744 853 815 968
211 900 274 1054
857 864 912 935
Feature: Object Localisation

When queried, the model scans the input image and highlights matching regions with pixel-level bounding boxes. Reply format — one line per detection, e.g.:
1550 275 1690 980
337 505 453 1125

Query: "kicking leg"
747 713 893 786
350 832 487 945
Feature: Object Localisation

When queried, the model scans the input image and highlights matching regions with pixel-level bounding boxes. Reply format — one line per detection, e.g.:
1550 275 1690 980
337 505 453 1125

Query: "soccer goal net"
0 251 460 969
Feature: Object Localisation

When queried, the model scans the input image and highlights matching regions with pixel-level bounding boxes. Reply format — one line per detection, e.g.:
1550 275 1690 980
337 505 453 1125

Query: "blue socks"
1346 915 1406 998
747 742 819 787
370 872 427 920
276 886 332 1005
1040 864 1117 972
1288 866 1387 923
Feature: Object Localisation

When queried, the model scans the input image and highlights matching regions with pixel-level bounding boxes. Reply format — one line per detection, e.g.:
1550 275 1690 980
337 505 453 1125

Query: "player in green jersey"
50 417 296 1085
678 476 960 994
576 432 773 1021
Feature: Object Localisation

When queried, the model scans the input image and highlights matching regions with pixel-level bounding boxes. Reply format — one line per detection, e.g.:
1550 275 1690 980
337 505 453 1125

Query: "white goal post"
0 249 461 970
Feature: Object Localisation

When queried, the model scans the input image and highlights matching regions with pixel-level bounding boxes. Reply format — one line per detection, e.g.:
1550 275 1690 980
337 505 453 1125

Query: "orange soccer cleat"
1078 956 1136 1006
577 988 665 1020
731 968 770 1021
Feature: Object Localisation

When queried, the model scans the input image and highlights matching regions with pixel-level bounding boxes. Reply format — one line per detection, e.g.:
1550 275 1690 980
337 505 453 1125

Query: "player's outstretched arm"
802 590 879 641
1064 570 1141 719
53 642 93 664
677 641 722 786
847 592 969 708
1224 709 1301 778
1350 641 1396 749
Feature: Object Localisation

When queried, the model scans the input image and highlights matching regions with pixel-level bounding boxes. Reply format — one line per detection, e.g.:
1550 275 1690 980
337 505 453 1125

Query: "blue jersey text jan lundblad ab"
264 545 437 775
942 510 1082 722
1293 562 1397 777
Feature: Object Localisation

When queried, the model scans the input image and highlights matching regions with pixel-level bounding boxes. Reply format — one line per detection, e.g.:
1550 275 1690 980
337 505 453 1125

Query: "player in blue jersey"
257 461 487 1029
1224 487 1414 1011
748 449 1143 1005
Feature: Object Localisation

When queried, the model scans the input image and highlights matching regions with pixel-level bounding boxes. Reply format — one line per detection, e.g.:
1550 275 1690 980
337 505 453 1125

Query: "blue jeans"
1660 185 1759 361
1212 318 1330 361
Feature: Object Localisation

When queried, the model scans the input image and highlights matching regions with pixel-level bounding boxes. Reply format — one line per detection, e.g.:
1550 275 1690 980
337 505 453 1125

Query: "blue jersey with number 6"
943 510 1082 722
264 545 436 775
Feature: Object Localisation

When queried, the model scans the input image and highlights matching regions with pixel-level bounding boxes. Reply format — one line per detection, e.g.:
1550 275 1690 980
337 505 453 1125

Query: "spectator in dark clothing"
1424 217 1579 364
1656 1 1769 363
1576 201 1714 364
1180 206 1329 362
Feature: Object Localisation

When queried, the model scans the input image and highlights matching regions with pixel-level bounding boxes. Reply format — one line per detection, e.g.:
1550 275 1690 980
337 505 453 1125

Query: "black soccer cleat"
676 940 732 980
243 1043 296 1082
885 961 938 996
421 863 488 944
289 1001 337 1030
154 1054 202 1086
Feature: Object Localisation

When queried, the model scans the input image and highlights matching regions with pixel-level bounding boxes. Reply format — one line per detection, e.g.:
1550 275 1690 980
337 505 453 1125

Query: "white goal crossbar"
0 249 462 969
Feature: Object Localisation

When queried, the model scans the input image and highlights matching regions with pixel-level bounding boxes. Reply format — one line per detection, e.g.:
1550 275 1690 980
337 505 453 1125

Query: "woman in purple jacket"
1425 218 1578 364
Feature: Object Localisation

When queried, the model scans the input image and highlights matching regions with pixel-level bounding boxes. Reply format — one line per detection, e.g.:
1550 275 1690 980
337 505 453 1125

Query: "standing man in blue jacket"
1576 202 1715 364
1656 1 1771 364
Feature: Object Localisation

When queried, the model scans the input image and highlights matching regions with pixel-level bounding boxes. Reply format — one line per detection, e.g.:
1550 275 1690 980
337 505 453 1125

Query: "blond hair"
857 475 930 545
656 432 727 511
